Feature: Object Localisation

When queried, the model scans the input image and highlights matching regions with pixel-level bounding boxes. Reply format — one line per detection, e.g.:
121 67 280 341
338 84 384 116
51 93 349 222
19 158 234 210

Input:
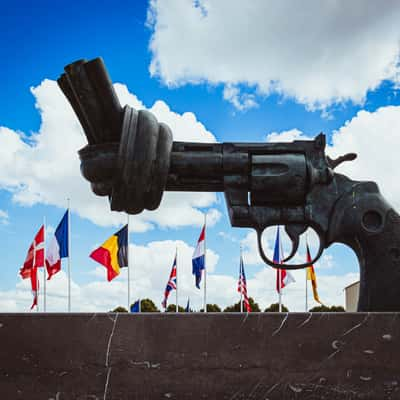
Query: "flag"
19 225 45 309
46 210 69 280
130 299 140 313
306 242 323 304
90 224 128 281
185 298 190 312
162 255 177 308
273 227 295 293
192 225 205 289
238 255 251 312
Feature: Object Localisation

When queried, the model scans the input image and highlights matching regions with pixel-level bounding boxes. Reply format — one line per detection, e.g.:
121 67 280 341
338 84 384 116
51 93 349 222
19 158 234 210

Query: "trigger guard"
256 228 325 270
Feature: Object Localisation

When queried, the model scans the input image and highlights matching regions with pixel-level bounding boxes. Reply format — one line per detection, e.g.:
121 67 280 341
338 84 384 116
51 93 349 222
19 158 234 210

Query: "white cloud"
0 210 9 225
241 226 321 267
330 106 400 211
222 84 258 111
265 105 400 211
266 128 312 143
0 237 351 313
147 0 400 110
0 79 221 231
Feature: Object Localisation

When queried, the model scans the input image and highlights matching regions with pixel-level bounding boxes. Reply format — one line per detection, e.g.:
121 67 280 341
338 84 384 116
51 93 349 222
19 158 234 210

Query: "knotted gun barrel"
61 59 330 217
59 58 400 311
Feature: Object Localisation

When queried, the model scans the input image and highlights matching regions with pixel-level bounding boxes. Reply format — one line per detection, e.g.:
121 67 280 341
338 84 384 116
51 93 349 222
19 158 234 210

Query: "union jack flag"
162 254 177 309
237 255 251 312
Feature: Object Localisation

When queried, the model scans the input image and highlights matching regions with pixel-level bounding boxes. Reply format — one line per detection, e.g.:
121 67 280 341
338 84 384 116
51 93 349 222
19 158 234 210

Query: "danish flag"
20 225 45 309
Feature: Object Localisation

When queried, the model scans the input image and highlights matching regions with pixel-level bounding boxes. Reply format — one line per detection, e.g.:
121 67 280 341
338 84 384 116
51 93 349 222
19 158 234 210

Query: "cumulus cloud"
222 84 258 111
0 237 351 313
266 128 312 143
0 210 9 225
0 79 221 231
2 238 220 312
147 0 400 110
265 105 400 211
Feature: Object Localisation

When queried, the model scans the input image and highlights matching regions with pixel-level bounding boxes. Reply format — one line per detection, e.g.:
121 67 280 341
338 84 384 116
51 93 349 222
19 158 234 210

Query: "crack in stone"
297 313 312 328
105 314 118 368
103 313 118 400
325 349 341 361
341 313 370 337
103 367 112 400
239 312 249 328
272 313 288 336
266 381 281 395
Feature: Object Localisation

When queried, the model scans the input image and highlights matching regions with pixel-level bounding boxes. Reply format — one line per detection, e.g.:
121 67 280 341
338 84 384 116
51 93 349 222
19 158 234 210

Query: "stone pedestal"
0 313 399 399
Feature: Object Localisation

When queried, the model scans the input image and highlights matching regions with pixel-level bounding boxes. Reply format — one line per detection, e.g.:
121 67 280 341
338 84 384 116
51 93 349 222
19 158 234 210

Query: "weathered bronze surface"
58 58 400 311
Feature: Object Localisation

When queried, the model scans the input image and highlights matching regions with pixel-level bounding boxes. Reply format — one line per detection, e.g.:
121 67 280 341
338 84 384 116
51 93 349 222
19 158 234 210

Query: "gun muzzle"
58 57 123 144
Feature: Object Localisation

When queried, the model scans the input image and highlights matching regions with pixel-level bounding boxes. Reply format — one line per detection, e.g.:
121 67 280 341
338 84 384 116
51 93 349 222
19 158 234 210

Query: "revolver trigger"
283 224 307 262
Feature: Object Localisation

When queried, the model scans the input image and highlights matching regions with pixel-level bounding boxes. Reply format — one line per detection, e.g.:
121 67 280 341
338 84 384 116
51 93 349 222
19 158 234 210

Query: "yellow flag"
306 244 323 305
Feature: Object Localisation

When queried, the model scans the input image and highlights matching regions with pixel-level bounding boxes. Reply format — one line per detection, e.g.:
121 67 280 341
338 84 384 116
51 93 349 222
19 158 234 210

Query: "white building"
344 281 359 312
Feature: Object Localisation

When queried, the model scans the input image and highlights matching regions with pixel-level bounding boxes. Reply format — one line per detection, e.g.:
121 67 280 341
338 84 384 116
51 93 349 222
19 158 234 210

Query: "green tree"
264 303 289 312
309 305 345 312
224 297 260 312
139 298 160 312
200 304 221 312
165 304 186 312
112 306 128 312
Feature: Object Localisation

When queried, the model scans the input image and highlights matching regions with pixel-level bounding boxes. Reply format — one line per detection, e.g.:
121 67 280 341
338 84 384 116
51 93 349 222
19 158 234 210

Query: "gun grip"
328 181 400 311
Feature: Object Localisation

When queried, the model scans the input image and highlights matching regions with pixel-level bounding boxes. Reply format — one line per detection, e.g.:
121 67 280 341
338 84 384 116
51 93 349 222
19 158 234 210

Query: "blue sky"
1 0 400 312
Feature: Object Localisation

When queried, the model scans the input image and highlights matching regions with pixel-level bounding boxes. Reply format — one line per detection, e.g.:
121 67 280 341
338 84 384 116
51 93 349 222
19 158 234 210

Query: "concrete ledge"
0 313 399 399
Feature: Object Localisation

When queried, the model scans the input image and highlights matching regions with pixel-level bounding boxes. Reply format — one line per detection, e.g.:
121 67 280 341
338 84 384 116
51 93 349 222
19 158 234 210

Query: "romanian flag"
90 225 128 281
306 242 322 305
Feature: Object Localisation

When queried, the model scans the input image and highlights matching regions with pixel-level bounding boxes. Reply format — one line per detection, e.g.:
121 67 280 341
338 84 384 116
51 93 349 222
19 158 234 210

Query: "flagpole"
305 234 309 312
127 214 130 311
278 269 282 312
278 226 282 313
36 268 39 312
203 212 207 313
33 232 39 312
240 246 243 313
305 268 308 311
175 246 178 313
43 216 46 312
67 198 71 312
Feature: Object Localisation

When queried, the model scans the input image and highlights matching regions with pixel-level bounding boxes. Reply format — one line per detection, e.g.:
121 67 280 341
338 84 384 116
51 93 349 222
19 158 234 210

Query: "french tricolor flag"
192 225 205 289
46 210 69 280
273 226 295 292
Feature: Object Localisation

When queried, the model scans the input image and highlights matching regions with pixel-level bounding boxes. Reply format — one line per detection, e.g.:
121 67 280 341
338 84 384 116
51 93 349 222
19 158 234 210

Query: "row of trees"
112 297 345 313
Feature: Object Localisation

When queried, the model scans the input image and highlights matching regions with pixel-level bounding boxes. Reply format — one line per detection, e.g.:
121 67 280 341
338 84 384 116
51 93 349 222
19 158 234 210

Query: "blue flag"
130 299 140 313
55 210 69 258
273 226 280 263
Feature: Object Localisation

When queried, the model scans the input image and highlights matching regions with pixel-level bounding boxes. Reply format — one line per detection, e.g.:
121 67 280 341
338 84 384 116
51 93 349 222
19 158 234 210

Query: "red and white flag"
273 227 295 293
238 254 251 312
20 225 45 309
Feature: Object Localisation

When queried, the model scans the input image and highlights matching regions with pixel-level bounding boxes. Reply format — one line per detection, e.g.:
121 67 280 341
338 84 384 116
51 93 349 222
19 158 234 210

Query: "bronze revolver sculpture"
58 58 400 312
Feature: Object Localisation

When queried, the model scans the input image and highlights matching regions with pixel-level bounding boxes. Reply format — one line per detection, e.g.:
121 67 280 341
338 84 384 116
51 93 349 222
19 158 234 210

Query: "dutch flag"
192 225 205 289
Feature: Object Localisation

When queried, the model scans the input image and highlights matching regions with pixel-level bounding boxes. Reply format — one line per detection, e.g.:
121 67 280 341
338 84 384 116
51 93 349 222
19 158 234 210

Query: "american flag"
162 254 177 308
237 255 251 312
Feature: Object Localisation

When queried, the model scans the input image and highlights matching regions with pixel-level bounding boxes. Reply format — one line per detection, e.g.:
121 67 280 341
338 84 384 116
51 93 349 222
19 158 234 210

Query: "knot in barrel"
79 106 173 214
